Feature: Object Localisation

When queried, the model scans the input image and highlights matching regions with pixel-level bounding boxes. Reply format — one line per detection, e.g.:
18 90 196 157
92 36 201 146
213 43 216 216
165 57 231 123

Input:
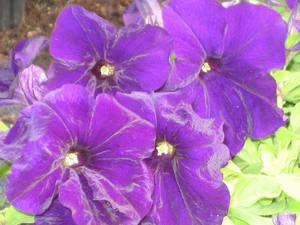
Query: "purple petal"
50 5 116 63
6 141 65 214
44 61 89 92
34 198 75 225
9 35 48 75
161 5 206 90
223 3 287 73
114 91 156 125
193 72 285 155
0 109 31 162
286 0 296 9
273 212 297 225
143 93 230 224
164 0 226 57
14 65 47 105
59 171 139 225
87 93 156 156
42 84 94 143
109 24 172 91
123 0 166 26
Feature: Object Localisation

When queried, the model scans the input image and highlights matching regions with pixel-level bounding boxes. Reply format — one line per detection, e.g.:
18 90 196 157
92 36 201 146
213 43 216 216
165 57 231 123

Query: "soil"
0 0 132 65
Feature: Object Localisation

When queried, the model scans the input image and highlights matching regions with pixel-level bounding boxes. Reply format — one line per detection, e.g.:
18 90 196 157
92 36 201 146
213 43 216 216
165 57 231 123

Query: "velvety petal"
87 93 155 156
0 109 31 162
34 198 75 225
109 25 172 91
152 91 224 146
286 0 296 9
10 36 48 74
85 94 155 219
114 91 156 125
81 167 151 223
42 84 94 143
59 171 138 225
123 0 165 26
5 99 74 214
50 5 116 63
272 212 296 225
123 3 143 26
222 3 287 73
14 65 47 105
45 61 89 92
143 128 230 225
164 0 226 57
161 4 205 90
193 72 285 155
6 141 65 214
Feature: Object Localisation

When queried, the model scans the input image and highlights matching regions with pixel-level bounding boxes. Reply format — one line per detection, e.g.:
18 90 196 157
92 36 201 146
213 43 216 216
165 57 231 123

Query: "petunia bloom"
116 91 230 225
0 36 48 107
6 84 156 225
273 212 297 225
46 5 172 93
161 0 287 155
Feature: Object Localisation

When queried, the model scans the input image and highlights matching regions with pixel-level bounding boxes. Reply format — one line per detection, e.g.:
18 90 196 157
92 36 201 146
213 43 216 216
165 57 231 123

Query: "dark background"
0 0 132 64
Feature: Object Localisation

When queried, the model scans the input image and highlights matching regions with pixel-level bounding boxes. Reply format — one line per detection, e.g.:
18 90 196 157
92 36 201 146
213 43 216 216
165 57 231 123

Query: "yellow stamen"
156 141 175 156
64 152 79 167
201 62 211 73
100 64 115 77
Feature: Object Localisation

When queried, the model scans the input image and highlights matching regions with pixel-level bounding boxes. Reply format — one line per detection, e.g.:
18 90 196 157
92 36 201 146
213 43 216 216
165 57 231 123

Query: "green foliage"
0 206 34 225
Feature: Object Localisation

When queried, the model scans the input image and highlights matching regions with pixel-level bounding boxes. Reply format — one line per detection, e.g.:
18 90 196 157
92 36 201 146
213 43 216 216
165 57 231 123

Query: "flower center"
100 64 115 77
156 141 174 156
64 152 79 167
201 62 211 73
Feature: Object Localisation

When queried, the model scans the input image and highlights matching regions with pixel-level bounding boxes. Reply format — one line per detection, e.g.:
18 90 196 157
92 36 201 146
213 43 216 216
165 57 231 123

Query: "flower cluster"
0 0 287 224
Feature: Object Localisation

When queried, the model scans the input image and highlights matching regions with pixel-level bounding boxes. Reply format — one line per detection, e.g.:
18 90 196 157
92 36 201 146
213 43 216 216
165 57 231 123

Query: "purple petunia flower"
46 5 172 93
273 212 297 225
0 36 48 107
6 84 156 225
123 0 165 27
160 0 287 155
115 91 230 225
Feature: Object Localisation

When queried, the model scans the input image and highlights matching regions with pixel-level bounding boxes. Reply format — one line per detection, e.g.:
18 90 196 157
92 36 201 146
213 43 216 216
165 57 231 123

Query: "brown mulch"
0 0 132 65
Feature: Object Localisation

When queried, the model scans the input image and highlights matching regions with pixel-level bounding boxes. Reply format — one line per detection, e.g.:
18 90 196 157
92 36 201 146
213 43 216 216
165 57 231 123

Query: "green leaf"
290 102 300 132
230 208 274 225
222 216 236 225
276 174 300 202
286 33 300 49
4 206 34 225
0 121 8 132
231 175 282 208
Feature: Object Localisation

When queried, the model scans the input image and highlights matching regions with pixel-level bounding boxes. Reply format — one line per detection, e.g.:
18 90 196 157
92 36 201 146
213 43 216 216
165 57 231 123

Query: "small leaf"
276 174 300 202
4 206 34 225
231 175 282 207
290 102 300 132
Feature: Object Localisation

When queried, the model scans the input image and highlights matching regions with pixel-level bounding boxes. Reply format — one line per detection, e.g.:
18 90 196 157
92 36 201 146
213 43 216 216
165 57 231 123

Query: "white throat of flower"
201 62 211 73
100 64 115 77
156 141 175 156
64 152 79 167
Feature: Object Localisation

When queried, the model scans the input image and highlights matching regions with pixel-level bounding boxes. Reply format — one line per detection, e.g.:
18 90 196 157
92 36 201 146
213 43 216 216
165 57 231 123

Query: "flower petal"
59 171 138 225
164 0 226 57
34 198 75 225
50 5 116 63
193 72 285 155
6 141 64 214
222 3 287 73
109 25 172 91
42 85 94 143
10 35 48 74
